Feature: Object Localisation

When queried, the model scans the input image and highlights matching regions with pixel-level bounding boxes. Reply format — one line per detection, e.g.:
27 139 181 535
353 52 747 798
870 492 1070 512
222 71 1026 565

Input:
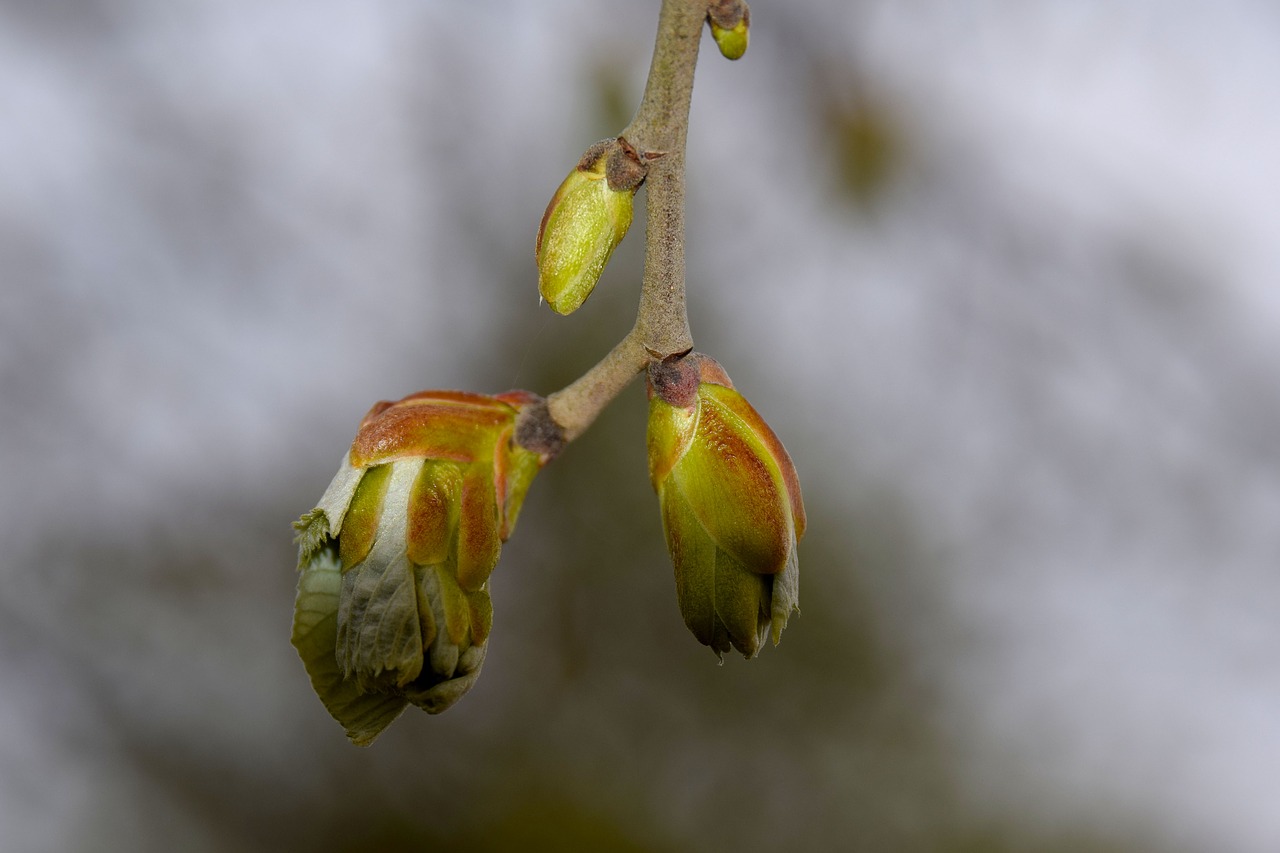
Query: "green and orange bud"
646 353 805 659
291 390 553 745
536 136 646 315
708 0 750 61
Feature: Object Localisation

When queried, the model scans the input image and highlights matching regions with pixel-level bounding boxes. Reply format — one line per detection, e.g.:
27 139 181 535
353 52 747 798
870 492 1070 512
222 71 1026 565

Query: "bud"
708 1 750 61
291 390 550 745
536 137 645 315
646 353 805 659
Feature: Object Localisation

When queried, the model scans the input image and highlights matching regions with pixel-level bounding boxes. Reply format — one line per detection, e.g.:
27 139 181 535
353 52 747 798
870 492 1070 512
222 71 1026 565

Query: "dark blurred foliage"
816 67 903 209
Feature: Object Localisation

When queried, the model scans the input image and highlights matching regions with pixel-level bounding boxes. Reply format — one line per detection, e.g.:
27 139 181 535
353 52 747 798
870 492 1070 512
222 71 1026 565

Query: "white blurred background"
3 1 1279 850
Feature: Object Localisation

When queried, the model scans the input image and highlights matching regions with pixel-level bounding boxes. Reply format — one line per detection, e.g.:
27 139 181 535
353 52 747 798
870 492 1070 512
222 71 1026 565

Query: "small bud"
646 353 805 659
292 390 550 745
536 137 645 315
708 1 750 61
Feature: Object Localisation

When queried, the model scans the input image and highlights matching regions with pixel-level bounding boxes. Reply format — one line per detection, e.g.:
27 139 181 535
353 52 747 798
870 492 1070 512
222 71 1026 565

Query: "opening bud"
291 390 551 745
646 353 805 659
536 137 645 315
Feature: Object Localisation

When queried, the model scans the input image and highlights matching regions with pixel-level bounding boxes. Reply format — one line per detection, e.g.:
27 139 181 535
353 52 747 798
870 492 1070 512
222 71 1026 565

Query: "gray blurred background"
4 1 1280 850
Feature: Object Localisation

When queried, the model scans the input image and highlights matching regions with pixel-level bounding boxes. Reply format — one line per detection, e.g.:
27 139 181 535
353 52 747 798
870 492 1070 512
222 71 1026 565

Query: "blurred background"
4 0 1280 850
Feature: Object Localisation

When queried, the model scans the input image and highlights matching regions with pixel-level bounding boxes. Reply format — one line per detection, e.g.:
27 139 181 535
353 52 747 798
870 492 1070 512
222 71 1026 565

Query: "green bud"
536 137 645 315
646 353 805 659
708 1 750 61
292 390 550 745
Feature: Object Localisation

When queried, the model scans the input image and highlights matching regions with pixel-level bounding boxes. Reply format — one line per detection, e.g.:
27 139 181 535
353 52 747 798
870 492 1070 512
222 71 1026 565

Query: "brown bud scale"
514 400 567 460
605 136 648 192
709 0 749 30
648 354 702 409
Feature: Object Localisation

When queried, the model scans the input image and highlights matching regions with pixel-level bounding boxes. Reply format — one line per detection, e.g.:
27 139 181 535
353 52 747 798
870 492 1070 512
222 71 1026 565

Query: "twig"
541 0 709 444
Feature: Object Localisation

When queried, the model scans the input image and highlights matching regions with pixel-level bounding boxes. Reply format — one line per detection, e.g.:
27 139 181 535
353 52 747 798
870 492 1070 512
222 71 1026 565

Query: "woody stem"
541 0 707 444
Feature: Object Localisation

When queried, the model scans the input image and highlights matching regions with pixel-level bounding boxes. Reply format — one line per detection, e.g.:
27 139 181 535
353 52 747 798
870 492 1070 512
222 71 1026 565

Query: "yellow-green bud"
536 137 645 315
291 390 550 745
709 1 750 61
646 353 805 659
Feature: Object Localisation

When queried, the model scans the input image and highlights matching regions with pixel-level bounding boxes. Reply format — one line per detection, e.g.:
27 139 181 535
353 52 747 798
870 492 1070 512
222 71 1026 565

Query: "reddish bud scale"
699 383 806 541
351 398 517 467
676 396 791 574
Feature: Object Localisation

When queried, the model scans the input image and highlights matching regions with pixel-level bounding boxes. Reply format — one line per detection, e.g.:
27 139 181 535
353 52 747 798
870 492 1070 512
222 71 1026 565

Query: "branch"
539 0 709 444
624 0 705 359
